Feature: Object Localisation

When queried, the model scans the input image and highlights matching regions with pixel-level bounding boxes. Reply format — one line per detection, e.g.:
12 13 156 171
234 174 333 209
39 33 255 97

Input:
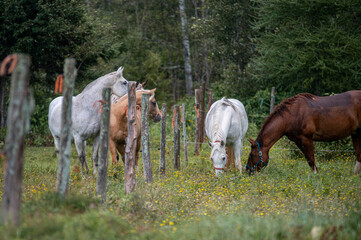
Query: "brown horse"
247 90 361 175
109 89 161 167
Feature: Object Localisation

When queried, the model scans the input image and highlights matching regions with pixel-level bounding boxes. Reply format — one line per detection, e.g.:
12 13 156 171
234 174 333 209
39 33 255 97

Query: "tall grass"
0 97 360 239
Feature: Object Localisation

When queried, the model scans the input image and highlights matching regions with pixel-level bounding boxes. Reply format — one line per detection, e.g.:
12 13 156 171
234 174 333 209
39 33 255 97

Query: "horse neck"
212 106 232 142
257 115 287 151
76 78 112 103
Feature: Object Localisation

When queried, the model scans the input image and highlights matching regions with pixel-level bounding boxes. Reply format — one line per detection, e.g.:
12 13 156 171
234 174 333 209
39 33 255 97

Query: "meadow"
0 120 361 240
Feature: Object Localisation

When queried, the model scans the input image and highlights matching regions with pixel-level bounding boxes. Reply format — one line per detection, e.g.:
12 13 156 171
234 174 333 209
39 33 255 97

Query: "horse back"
292 91 361 141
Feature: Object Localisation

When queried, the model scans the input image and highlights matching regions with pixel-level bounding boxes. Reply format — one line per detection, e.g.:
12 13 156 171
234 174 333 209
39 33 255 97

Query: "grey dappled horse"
48 66 128 174
205 97 248 176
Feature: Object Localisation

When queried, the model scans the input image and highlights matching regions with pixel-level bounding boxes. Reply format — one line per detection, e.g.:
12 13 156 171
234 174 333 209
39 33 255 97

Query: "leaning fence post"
182 103 188 166
270 87 275 114
1 54 34 226
125 82 137 194
173 105 180 170
56 58 76 196
194 89 200 155
199 82 206 145
141 93 153 184
159 103 167 175
96 88 111 203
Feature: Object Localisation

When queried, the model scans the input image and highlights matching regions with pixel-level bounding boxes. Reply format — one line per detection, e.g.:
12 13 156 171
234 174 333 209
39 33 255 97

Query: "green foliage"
251 0 361 95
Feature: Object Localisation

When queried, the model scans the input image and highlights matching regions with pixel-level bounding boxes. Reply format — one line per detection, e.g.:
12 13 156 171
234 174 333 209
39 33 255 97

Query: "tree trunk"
125 82 137 194
56 58 77 196
179 0 193 96
96 88 111 203
1 54 34 226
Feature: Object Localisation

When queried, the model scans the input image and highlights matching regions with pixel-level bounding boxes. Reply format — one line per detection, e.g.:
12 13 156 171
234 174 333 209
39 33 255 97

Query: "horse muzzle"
153 114 161 122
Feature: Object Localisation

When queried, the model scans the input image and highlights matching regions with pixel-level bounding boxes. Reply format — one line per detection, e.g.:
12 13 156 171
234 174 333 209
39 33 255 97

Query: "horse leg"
53 135 60 155
293 136 319 173
74 136 89 174
351 133 361 175
92 135 100 175
233 140 243 174
109 139 118 165
117 144 126 165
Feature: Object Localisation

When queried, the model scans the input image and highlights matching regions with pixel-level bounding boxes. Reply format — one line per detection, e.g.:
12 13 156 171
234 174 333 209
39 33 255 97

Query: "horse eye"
211 158 214 163
122 81 127 85
222 157 226 161
152 101 156 106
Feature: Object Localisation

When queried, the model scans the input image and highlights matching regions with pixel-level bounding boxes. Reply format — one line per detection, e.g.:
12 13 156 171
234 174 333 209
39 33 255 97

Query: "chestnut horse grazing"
247 90 361 175
109 89 161 167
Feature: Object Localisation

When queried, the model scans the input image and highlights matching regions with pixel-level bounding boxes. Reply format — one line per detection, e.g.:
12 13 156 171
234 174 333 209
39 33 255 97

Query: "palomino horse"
48 66 128 174
109 89 161 167
205 97 248 175
247 90 361 175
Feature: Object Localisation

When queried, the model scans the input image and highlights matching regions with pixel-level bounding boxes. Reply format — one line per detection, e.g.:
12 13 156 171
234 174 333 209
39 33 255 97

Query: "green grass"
0 121 361 239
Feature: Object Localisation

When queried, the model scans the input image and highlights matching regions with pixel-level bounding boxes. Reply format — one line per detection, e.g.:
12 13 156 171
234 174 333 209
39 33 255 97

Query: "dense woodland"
1 0 361 143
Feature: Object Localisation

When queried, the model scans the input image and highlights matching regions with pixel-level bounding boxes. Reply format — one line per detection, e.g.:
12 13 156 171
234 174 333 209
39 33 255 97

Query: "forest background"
1 0 361 145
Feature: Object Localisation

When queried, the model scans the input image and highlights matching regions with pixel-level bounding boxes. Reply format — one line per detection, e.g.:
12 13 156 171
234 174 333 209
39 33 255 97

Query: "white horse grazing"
48 66 128 174
205 97 248 175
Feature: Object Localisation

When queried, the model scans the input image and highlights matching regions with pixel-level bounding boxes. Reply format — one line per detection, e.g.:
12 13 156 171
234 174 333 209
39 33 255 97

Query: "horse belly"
312 113 359 141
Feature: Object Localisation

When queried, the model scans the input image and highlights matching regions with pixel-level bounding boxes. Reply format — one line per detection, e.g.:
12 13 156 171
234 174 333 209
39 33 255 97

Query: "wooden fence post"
182 103 188 165
173 105 180 170
194 89 200 155
1 54 34 226
207 90 213 111
270 87 275 114
199 82 206 145
96 88 111 203
56 58 77 196
125 82 137 194
141 93 153 184
159 103 167 175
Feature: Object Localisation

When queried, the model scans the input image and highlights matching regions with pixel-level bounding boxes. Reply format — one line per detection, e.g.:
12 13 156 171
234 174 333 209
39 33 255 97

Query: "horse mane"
211 97 235 141
256 93 315 147
81 72 116 94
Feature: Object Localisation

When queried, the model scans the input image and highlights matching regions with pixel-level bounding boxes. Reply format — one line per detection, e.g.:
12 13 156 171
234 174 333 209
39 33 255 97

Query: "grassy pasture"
0 122 361 239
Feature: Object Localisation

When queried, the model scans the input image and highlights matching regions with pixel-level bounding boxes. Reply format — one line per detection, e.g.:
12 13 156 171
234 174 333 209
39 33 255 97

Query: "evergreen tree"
251 0 361 95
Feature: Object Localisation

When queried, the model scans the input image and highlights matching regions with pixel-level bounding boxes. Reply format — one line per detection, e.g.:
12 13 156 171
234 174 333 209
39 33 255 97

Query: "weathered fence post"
199 82 206 145
173 105 180 170
207 90 213 111
1 54 34 226
141 93 153 184
96 88 111 203
270 87 275 114
182 103 188 165
194 89 200 155
125 82 137 194
159 103 167 175
56 58 77 196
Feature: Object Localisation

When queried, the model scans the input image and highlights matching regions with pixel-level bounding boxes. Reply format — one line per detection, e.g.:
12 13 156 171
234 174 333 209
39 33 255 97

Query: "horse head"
111 66 128 97
147 88 161 122
246 137 269 174
208 140 227 176
136 88 161 122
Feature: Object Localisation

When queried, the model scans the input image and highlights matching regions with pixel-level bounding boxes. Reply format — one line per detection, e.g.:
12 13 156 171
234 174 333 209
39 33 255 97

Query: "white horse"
48 66 129 174
205 97 248 175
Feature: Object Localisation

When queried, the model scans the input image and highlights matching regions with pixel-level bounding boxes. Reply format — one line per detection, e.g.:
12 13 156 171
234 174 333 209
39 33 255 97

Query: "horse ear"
142 80 148 88
135 81 140 88
248 137 256 146
116 66 124 78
